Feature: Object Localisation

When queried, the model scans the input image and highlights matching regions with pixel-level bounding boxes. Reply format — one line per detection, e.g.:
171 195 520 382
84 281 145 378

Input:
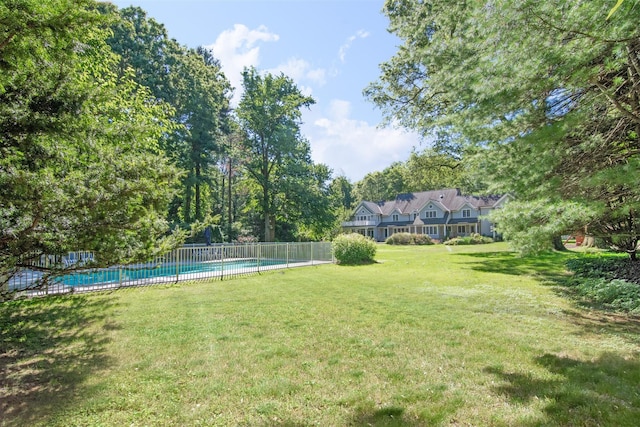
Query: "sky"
110 0 423 182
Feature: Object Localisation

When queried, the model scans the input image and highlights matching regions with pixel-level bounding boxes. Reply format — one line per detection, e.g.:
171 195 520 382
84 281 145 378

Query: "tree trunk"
264 213 275 242
184 182 192 223
227 158 233 243
195 163 202 221
552 235 566 251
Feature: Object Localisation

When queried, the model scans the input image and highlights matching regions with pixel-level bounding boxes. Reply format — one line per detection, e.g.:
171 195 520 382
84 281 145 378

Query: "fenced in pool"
7 242 334 296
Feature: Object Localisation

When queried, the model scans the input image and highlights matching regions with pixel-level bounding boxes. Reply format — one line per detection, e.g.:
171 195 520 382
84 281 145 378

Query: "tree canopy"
101 5 233 227
236 67 332 241
367 0 640 258
1 0 181 292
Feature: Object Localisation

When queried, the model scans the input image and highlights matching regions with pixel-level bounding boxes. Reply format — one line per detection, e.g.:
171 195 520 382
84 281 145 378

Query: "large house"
342 188 509 242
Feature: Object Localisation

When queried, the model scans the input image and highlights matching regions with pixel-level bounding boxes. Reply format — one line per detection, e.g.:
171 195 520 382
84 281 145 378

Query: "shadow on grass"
349 406 423 426
452 250 575 281
258 406 422 427
0 294 117 426
485 352 640 426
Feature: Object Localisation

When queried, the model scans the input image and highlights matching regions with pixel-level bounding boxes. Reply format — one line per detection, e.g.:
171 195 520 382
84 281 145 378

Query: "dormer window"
392 214 399 221
425 210 437 218
462 209 471 218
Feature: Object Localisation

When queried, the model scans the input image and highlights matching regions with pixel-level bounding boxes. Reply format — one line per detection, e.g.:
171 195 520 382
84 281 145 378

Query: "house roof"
358 189 504 216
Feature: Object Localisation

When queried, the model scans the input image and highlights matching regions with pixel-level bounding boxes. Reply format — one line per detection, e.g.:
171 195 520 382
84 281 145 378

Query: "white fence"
6 242 334 296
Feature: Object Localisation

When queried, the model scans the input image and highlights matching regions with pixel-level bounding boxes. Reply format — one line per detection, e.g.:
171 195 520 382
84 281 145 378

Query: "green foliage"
368 0 640 259
332 233 377 264
352 148 481 203
566 254 640 313
385 232 433 245
566 256 629 279
443 233 493 246
575 278 640 313
102 6 233 225
490 200 594 256
0 0 181 292
237 67 332 242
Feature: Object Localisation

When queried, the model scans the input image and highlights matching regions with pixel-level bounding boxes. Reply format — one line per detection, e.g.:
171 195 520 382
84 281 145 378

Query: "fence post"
311 242 314 266
176 248 180 283
286 243 289 268
221 246 224 281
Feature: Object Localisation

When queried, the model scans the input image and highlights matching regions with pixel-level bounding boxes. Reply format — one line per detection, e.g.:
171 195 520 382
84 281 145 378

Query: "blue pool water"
56 258 285 287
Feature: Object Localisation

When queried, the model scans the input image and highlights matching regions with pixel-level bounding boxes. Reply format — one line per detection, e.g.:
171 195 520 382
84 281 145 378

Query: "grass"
2 243 640 426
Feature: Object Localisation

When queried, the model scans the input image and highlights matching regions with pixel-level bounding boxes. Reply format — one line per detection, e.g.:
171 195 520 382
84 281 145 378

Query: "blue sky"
110 0 422 181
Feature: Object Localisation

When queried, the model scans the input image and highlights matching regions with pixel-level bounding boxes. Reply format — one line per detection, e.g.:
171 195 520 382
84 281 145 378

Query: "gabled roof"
356 189 504 216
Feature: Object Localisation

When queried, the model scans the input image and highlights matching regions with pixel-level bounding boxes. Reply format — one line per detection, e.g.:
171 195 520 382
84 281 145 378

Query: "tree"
236 67 316 241
170 46 231 223
353 164 406 203
404 149 482 193
327 175 355 238
366 0 640 258
102 5 232 226
0 0 180 293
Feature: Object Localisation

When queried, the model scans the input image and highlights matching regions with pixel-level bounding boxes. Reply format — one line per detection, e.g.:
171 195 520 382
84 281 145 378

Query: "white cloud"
338 29 371 63
205 24 279 104
304 100 421 181
267 57 327 91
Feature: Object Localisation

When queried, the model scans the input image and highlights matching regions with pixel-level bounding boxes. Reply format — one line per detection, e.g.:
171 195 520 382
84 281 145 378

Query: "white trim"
492 193 512 208
417 198 450 213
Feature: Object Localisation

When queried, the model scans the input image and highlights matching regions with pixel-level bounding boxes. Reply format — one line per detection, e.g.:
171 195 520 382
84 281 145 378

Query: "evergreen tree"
367 0 640 258
1 0 180 292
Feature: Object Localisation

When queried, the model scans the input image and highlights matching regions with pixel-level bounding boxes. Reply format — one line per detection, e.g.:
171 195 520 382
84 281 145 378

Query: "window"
462 209 471 218
458 225 466 234
392 214 399 221
423 226 438 235
425 210 437 218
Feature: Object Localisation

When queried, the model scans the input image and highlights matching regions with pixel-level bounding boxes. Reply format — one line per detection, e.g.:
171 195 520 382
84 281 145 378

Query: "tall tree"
0 0 180 293
404 149 481 193
101 5 232 226
353 163 407 203
236 67 316 241
366 0 640 258
170 46 231 223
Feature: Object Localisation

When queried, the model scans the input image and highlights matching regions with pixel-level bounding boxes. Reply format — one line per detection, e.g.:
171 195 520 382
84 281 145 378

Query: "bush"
444 233 494 245
566 254 640 313
332 233 377 265
385 232 434 246
575 278 640 313
412 234 434 245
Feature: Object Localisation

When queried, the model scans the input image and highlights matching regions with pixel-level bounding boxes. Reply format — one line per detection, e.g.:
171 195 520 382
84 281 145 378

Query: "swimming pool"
55 258 287 287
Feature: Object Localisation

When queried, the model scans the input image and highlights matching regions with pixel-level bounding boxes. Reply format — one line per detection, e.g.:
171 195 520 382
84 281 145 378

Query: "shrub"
332 233 377 264
385 232 413 245
412 234 434 245
566 254 640 313
385 232 434 245
444 233 493 245
575 278 640 313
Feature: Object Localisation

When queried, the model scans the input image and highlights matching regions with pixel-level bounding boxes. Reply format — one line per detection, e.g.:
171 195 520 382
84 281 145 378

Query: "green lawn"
2 243 639 426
